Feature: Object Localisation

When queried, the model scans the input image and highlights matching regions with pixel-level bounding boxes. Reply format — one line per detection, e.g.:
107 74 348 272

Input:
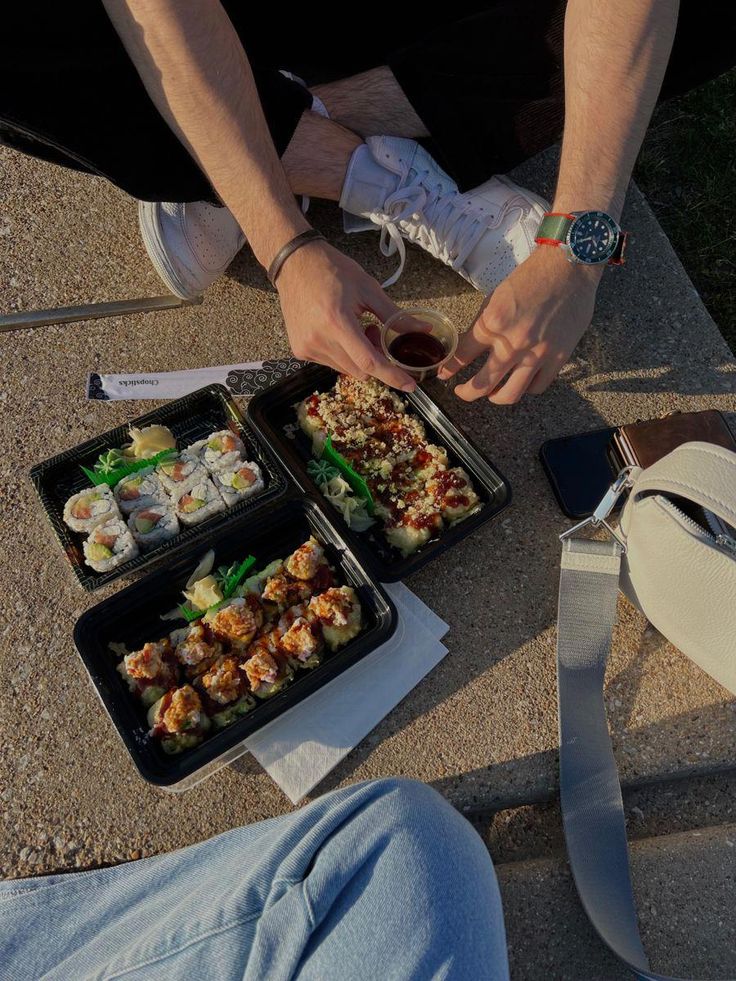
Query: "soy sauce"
389 332 446 368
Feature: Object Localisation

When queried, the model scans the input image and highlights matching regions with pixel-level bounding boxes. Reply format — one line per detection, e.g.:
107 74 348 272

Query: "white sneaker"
339 136 549 291
138 200 246 299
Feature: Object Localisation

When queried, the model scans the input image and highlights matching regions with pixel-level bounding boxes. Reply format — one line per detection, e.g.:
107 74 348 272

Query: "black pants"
1 3 733 200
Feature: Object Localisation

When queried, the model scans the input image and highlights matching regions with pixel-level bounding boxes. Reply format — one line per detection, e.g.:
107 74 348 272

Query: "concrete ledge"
1 145 735 877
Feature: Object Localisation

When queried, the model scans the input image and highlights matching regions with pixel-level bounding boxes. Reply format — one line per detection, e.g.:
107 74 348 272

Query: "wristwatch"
535 211 628 266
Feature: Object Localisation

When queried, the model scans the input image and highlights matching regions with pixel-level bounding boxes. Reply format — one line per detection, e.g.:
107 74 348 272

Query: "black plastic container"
73 497 397 787
247 364 511 581
31 385 288 591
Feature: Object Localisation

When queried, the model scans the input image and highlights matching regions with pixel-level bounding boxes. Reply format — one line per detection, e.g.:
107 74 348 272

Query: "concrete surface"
1 144 735 880
496 822 736 980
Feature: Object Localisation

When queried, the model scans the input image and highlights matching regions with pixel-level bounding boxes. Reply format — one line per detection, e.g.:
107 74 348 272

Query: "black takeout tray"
247 364 511 581
73 497 397 787
31 385 288 591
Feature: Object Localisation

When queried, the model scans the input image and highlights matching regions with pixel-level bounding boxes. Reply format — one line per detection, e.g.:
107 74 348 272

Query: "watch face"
567 212 619 264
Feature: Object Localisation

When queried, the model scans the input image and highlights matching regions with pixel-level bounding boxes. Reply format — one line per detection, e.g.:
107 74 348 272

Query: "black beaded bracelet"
267 229 326 286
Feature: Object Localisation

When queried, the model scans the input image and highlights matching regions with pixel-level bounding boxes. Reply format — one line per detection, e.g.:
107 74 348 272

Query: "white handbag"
555 440 736 980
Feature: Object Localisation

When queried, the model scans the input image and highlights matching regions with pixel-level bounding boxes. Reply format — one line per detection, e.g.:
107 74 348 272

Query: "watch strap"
535 213 575 247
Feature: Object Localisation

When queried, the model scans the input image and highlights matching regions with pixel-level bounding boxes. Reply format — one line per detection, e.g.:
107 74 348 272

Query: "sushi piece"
284 536 327 581
204 596 262 651
212 461 264 507
172 621 223 671
63 485 120 534
308 586 362 651
156 455 208 496
197 655 247 706
127 505 180 550
147 685 211 754
117 637 179 707
241 634 293 698
278 604 323 669
180 438 208 465
261 572 312 612
428 467 480 523
83 518 138 572
173 478 226 527
114 467 168 516
202 430 246 472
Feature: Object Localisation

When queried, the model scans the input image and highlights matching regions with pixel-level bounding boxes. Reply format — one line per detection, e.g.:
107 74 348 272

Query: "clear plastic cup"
380 307 458 381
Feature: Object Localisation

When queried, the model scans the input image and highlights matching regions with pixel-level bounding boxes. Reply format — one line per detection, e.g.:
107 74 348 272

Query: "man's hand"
438 246 601 403
276 241 417 390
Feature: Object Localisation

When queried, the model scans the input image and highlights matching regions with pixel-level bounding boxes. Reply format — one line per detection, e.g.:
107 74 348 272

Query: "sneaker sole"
138 201 202 300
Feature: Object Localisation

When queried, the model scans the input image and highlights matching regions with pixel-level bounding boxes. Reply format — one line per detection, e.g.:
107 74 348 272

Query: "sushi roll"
147 685 211 754
278 604 323 669
172 620 223 672
63 485 120 534
114 467 168 516
204 596 262 651
83 518 139 572
428 467 480 523
284 536 327 580
261 572 312 612
241 632 293 698
156 455 208 496
211 694 256 730
197 655 247 706
211 461 264 508
127 505 180 550
202 430 246 472
117 637 179 707
308 586 362 651
173 478 226 527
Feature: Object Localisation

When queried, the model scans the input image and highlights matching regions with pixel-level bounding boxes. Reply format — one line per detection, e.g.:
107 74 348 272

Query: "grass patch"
635 69 735 350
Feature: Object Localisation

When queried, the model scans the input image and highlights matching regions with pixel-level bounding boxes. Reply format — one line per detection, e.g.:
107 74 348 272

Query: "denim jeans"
0 778 509 980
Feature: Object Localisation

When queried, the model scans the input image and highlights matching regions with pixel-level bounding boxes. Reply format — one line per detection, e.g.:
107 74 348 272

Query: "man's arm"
102 0 413 389
440 0 680 403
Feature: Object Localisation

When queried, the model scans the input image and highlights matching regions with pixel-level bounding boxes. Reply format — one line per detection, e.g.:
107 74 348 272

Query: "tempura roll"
308 586 362 651
204 596 262 651
117 637 179 707
83 518 138 571
64 484 120 533
147 685 211 754
241 631 293 697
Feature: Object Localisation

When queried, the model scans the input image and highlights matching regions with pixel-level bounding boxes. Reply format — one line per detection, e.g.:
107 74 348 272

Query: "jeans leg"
0 778 508 981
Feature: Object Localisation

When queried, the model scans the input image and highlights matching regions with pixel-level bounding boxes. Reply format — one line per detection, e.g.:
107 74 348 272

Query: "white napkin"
245 582 449 803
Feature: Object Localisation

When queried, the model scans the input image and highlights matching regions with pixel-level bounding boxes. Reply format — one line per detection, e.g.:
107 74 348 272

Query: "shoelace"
376 171 529 287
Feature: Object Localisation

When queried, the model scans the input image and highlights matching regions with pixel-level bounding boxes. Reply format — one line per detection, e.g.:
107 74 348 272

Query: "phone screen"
539 427 619 519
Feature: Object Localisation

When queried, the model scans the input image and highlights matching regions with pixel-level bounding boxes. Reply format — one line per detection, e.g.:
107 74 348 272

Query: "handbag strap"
557 536 693 981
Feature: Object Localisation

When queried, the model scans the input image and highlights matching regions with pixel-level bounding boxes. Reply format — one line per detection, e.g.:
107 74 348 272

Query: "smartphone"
539 427 619 519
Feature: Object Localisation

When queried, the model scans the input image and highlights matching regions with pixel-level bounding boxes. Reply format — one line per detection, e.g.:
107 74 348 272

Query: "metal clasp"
559 467 635 552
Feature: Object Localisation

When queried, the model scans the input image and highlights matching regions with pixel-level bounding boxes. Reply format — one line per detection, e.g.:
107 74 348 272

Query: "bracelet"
267 229 326 286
